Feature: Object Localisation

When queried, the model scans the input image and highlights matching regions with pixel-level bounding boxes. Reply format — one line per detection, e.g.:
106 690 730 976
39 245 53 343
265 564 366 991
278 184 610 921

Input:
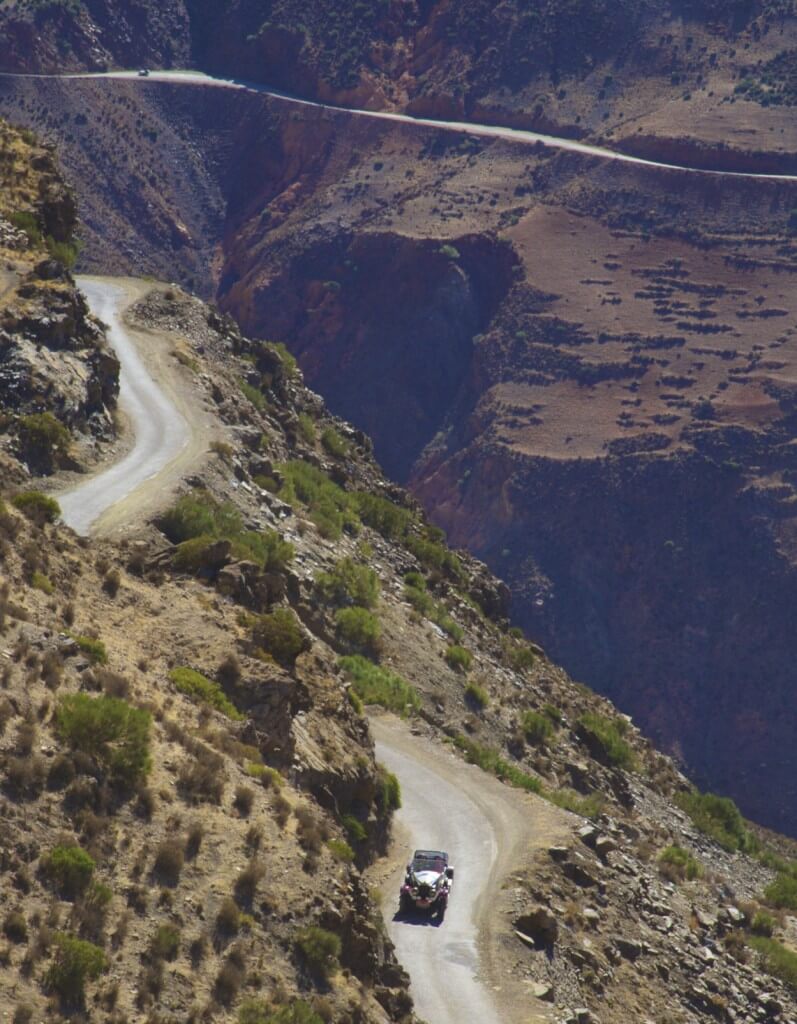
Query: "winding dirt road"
57 277 209 536
2 68 796 182
371 715 569 1024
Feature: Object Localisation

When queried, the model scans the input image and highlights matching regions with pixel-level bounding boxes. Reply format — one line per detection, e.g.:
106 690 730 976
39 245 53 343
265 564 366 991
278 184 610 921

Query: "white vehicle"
399 849 454 919
138 69 150 77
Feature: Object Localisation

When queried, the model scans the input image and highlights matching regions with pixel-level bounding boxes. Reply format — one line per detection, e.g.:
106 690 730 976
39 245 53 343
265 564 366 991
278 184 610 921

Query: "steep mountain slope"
2 71 797 836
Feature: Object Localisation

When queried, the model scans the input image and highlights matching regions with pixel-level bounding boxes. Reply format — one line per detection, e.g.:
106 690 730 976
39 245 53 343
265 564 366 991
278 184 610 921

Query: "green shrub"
465 681 488 710
31 571 54 594
279 461 359 540
453 734 542 794
405 533 464 581
522 710 553 745
403 571 426 590
41 845 95 899
546 789 604 818
316 557 379 608
160 492 242 543
504 641 536 672
240 999 323 1024
658 845 702 882
335 606 381 654
268 341 298 377
297 412 316 445
751 911 777 937
404 583 434 616
327 839 355 863
9 210 41 245
765 873 797 910
543 703 563 725
675 790 752 852
17 412 71 472
172 535 225 574
150 923 180 960
46 934 106 1005
577 712 636 771
251 608 308 665
342 813 367 843
321 426 348 458
71 634 108 664
354 493 413 538
445 645 472 672
240 380 267 411
749 936 797 991
55 693 151 786
377 766 402 814
295 926 341 977
339 655 420 715
12 490 60 524
46 235 80 269
169 667 243 721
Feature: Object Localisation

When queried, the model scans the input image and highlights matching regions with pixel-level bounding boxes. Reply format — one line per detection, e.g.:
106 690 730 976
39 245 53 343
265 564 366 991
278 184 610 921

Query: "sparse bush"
295 926 341 977
376 766 402 814
31 571 54 594
178 751 225 805
751 910 776 937
765 873 797 910
217 653 242 688
186 821 204 859
320 427 348 458
215 949 246 1005
41 845 95 899
342 813 367 843
251 608 308 665
316 557 379 608
150 923 180 960
55 694 151 787
216 897 241 936
46 933 106 1005
278 462 359 540
335 606 381 654
445 645 472 672
153 840 184 886
12 1004 33 1024
522 710 553 745
658 845 702 882
465 681 489 710
271 792 291 827
234 859 265 907
102 569 121 597
12 491 60 524
749 936 797 990
17 412 71 473
160 492 242 544
234 785 255 817
577 712 637 771
297 412 316 445
676 790 752 852
71 634 108 664
240 1000 323 1024
504 641 536 672
169 666 243 721
240 380 267 411
405 532 464 581
339 655 420 715
453 734 543 794
3 910 28 943
327 839 355 863
354 492 413 539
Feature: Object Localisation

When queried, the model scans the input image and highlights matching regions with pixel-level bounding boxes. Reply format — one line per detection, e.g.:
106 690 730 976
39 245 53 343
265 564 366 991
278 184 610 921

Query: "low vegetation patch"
675 790 753 853
46 933 106 1006
764 872 797 911
320 426 348 458
465 680 489 710
453 734 543 794
70 634 108 665
41 845 95 899
295 926 341 978
445 645 472 672
12 490 60 524
55 693 151 787
335 606 381 655
749 936 797 991
250 608 308 665
577 712 637 770
278 462 358 540
658 844 702 882
17 412 71 472
239 998 323 1024
169 667 243 721
522 710 554 746
339 655 420 715
316 557 379 608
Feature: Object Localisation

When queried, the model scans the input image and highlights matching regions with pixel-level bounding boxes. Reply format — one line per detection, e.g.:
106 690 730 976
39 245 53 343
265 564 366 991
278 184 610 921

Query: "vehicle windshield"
412 852 446 873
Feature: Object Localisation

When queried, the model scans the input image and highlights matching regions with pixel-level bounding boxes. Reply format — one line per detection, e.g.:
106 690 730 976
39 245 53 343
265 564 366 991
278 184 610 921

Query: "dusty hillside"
2 71 797 836
5 124 797 1021
4 1 797 167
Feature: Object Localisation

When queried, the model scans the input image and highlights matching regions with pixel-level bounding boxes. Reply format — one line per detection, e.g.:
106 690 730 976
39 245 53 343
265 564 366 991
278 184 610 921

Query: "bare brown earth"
1 70 797 839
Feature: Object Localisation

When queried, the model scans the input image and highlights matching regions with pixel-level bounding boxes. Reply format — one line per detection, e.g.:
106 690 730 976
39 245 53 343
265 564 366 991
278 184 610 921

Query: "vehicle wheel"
399 893 411 914
437 900 447 921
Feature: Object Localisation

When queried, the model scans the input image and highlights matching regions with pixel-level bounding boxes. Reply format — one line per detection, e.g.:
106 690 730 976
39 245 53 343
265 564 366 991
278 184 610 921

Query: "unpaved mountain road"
2 68 796 182
371 714 571 1024
57 277 211 536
